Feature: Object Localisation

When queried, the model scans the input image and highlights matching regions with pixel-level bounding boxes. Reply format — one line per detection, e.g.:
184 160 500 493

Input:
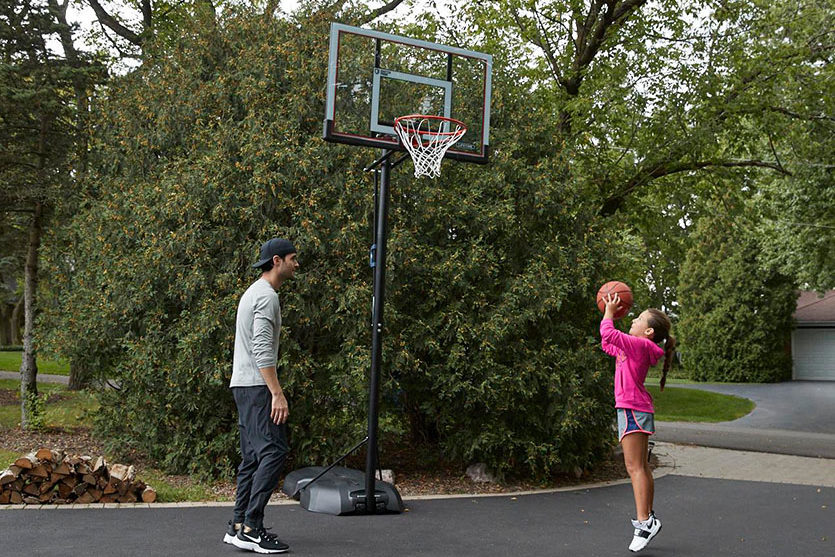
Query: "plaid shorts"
617 408 655 441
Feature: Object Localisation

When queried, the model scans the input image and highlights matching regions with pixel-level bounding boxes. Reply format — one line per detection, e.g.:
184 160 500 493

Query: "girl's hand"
603 293 621 320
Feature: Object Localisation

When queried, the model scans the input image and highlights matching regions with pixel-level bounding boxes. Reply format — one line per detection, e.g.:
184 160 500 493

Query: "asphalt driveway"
656 381 835 458
0 476 831 556
669 381 835 433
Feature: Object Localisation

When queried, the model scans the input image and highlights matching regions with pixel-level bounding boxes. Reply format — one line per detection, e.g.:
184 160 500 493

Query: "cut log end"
141 486 157 503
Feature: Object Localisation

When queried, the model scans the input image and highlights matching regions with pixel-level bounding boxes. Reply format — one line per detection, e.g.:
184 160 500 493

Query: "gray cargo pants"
232 386 289 530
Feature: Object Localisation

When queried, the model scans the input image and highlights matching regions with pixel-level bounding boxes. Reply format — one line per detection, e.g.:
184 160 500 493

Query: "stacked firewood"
0 448 156 505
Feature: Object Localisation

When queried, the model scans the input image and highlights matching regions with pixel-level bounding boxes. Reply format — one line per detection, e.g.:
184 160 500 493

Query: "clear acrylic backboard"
323 23 492 164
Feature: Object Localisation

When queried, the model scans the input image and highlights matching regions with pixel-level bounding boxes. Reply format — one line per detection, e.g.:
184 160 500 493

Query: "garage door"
793 328 835 380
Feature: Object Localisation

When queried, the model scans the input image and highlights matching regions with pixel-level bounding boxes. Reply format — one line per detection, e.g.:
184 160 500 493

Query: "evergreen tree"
678 209 796 383
0 0 98 422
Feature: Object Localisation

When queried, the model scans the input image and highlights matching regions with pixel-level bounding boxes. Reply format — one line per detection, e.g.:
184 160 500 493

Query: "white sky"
67 1 428 29
63 0 442 69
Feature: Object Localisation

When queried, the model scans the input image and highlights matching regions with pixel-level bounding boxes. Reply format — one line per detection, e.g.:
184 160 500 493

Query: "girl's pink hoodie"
600 318 665 413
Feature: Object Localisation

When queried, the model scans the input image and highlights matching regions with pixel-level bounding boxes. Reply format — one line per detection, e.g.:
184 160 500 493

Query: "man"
224 238 299 554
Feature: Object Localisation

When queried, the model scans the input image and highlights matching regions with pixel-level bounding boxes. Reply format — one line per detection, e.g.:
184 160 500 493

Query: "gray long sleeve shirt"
230 278 282 387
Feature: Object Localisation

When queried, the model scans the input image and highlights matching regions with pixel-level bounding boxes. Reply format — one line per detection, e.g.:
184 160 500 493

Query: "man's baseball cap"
252 238 297 268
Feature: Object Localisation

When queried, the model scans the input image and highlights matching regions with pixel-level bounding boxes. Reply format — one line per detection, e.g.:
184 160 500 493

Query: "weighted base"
282 466 403 516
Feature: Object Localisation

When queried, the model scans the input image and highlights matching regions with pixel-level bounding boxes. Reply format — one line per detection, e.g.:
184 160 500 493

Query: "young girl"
600 293 676 553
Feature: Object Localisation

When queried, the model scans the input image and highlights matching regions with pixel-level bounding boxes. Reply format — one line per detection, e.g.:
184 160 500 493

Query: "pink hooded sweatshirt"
600 318 665 413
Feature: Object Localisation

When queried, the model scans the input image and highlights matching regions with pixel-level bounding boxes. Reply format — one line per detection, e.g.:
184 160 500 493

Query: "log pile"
0 448 157 505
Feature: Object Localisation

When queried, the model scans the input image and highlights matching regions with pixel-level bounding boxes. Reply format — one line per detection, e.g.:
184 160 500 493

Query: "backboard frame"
323 23 492 164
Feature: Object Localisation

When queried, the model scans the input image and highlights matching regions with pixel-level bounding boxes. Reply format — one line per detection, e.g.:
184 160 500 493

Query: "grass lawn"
0 378 228 502
0 351 70 376
0 448 18 468
0 381 98 429
648 385 755 422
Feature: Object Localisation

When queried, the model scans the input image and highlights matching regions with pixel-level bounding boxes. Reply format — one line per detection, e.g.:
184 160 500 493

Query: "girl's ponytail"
645 308 676 391
660 335 676 391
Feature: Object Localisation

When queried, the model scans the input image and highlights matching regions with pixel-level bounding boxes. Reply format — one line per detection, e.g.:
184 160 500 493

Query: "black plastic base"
282 466 403 516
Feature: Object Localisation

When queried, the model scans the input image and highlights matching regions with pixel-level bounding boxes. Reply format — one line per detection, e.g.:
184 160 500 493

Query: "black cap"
252 238 297 268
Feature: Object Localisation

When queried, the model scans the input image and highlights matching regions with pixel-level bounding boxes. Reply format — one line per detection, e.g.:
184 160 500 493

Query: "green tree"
678 207 796 383
0 0 84 424
458 0 833 306
756 167 835 291
46 5 622 479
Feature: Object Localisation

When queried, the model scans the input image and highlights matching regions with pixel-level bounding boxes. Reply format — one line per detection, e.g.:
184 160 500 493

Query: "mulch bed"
350 443 650 496
0 388 72 407
0 426 105 458
0 389 16 406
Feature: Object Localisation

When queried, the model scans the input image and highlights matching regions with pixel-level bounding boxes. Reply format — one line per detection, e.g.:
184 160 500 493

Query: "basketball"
596 281 633 319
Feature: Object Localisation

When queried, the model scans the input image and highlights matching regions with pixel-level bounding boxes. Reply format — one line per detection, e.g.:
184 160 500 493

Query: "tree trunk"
67 358 89 391
10 295 24 345
0 303 11 346
20 201 43 429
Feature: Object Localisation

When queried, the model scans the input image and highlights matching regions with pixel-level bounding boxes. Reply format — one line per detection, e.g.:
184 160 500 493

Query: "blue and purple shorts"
617 408 655 441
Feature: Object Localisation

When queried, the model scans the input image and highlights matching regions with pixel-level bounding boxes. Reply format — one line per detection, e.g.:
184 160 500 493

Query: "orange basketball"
596 281 633 319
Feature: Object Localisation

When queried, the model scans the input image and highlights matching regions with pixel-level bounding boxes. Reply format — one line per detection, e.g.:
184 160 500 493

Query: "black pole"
297 436 368 496
364 151 392 512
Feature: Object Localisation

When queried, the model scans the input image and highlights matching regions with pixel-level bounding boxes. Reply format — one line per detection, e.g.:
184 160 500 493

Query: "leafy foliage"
461 0 834 301
22 390 47 431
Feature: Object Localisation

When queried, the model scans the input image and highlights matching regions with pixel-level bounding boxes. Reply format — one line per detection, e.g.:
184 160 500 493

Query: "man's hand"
271 391 289 425
257 366 288 424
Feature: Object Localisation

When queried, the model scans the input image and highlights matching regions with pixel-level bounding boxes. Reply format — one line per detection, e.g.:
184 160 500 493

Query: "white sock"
636 518 653 528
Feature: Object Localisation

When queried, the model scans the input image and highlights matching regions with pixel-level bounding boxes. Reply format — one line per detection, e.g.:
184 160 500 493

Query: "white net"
394 115 467 178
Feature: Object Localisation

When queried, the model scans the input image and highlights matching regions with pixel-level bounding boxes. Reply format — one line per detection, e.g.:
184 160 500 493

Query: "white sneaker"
222 520 238 544
629 514 662 552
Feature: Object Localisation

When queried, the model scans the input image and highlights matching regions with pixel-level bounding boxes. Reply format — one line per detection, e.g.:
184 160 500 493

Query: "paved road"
654 442 835 488
0 476 831 556
0 370 69 384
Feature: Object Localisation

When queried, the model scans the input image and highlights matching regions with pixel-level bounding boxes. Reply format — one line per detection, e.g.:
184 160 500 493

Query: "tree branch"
600 158 793 216
0 160 41 172
358 0 408 26
86 0 144 46
141 0 152 29
513 7 564 87
575 0 646 75
768 106 835 123
160 0 189 20
768 133 786 175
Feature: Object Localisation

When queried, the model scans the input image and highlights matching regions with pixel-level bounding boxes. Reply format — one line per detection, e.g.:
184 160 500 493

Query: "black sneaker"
231 526 290 554
222 520 239 544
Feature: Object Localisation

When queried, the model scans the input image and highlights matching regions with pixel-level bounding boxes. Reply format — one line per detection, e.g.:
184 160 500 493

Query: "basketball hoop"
393 115 467 178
